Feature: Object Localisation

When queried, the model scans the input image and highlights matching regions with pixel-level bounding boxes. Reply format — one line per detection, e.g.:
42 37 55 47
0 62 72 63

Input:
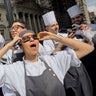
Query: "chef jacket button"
53 74 56 76
49 68 51 71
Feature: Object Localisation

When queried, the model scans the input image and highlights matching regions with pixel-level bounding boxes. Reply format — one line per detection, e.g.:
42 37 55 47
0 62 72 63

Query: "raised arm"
0 36 21 58
38 31 94 59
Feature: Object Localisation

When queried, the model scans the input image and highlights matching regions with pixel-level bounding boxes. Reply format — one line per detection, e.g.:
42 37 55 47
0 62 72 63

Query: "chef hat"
67 5 82 18
42 11 57 26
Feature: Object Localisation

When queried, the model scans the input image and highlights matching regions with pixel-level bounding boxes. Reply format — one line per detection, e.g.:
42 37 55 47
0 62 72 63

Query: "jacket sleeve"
0 65 5 87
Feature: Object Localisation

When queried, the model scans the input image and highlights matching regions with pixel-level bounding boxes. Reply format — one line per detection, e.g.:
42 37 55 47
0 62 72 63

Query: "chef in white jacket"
0 30 94 96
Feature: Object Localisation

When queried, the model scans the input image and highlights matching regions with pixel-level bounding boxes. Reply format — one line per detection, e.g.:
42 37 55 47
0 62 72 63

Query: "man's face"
10 22 26 38
21 32 39 58
46 22 59 34
72 14 84 25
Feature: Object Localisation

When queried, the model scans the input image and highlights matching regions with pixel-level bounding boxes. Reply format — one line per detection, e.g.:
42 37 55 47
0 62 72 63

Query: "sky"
86 0 96 14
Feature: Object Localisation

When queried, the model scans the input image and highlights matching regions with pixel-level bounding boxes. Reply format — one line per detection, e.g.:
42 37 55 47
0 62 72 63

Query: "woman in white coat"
0 30 94 96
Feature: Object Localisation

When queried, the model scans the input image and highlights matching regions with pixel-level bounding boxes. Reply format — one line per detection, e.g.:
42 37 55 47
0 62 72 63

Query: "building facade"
0 0 45 42
0 0 91 42
12 0 44 33
76 0 90 23
0 1 10 42
35 0 52 12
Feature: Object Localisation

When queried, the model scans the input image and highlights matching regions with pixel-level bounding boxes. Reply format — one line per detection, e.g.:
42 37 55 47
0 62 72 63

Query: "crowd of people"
0 4 96 96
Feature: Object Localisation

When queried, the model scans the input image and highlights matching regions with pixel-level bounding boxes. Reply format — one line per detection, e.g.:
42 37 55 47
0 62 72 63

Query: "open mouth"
30 44 36 48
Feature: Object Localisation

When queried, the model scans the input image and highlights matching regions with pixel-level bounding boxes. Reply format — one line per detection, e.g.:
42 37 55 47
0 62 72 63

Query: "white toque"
67 5 82 18
42 11 57 26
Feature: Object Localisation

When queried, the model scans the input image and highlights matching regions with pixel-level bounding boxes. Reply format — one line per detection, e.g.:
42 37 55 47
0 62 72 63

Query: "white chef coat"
43 33 68 55
0 48 81 96
0 43 46 65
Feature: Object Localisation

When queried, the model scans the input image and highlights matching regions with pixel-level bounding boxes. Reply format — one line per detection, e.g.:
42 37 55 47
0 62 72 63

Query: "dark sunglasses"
10 25 25 31
22 34 39 43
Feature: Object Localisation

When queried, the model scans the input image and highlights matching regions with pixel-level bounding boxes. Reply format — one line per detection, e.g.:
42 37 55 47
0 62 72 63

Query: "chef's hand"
38 31 58 41
80 24 92 32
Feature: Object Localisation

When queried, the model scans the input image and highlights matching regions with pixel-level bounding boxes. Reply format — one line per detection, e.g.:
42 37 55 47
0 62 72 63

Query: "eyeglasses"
10 25 25 31
22 34 39 43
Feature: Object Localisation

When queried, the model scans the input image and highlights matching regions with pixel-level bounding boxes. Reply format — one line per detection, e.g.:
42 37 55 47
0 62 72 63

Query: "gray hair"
19 30 34 38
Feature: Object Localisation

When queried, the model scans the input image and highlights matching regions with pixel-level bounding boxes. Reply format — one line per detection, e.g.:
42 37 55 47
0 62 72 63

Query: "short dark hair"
12 19 27 28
